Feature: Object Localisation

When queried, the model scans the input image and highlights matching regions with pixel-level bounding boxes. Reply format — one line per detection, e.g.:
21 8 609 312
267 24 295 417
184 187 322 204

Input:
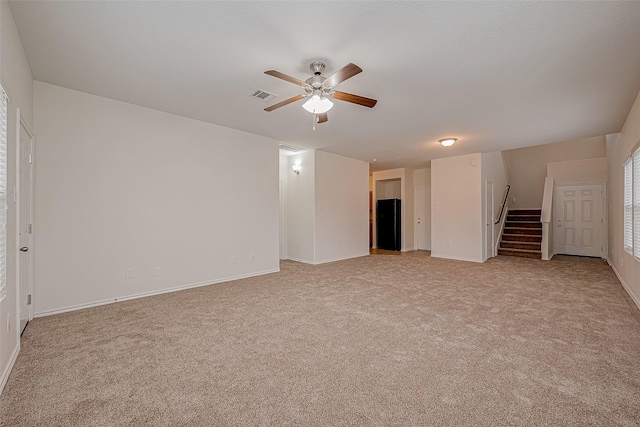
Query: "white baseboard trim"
430 253 483 263
287 253 369 265
34 268 280 318
607 258 640 311
0 342 20 395
285 256 315 265
312 253 370 265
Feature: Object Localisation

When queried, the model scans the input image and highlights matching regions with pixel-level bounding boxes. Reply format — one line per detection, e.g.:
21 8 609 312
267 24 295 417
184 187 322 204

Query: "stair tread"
507 220 542 224
500 240 540 246
499 248 542 254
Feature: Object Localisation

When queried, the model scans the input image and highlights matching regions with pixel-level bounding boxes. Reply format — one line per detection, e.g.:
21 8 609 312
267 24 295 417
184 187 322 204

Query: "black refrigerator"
376 198 401 251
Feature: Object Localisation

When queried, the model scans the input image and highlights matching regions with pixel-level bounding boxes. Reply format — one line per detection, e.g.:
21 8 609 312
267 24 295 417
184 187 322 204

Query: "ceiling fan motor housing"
307 62 328 89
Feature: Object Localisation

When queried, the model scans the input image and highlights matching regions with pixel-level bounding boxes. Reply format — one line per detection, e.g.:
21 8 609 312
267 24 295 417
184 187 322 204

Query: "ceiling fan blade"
317 113 328 123
264 94 306 112
332 91 378 108
322 63 362 88
265 70 309 88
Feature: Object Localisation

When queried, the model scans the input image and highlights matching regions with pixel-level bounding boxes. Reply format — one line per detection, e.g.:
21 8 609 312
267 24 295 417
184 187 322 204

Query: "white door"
18 118 34 334
554 184 603 257
485 180 494 260
415 188 431 250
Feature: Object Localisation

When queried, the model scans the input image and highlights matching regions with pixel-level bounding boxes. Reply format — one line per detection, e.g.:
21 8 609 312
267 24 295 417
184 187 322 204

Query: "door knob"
20 247 28 252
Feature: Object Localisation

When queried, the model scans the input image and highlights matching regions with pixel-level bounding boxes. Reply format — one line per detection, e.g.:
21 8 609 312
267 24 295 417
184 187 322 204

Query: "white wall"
503 136 606 208
414 168 431 250
286 150 315 263
314 151 369 263
607 89 640 309
547 157 607 185
482 151 509 256
286 150 369 264
371 168 414 251
33 82 280 315
278 154 288 260
0 0 33 392
431 153 483 262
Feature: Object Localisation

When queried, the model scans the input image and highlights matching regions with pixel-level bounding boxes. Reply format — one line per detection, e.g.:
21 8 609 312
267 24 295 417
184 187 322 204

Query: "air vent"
279 144 305 155
250 89 277 102
279 144 304 153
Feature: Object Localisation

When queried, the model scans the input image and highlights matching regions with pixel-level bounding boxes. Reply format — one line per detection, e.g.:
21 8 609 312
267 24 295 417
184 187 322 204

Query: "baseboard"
607 258 640 311
34 268 280 318
430 253 483 263
0 341 20 395
312 253 370 265
286 253 369 265
285 256 315 265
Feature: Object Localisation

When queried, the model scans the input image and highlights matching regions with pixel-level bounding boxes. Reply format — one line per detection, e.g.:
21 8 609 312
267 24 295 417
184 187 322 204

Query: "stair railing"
494 184 511 256
495 185 510 225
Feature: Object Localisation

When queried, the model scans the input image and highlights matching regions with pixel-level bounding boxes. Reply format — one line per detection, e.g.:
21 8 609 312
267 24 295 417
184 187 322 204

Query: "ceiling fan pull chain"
313 111 316 131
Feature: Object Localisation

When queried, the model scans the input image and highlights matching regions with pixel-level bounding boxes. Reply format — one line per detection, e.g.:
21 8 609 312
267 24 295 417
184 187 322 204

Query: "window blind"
0 85 7 301
634 149 640 259
624 158 633 254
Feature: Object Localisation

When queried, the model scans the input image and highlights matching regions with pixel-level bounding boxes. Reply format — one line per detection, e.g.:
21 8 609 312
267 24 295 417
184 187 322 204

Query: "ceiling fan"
264 61 377 125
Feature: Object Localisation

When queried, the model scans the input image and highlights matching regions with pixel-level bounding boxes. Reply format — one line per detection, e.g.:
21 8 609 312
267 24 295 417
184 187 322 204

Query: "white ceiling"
9 1 640 171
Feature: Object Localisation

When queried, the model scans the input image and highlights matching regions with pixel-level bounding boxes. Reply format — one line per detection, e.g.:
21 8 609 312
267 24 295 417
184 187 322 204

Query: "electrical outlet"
6 313 10 333
125 268 134 279
250 253 255 262
230 256 236 264
154 267 161 277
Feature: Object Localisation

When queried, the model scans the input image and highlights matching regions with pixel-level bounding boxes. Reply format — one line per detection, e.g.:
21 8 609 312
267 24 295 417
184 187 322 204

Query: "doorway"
554 183 604 257
17 113 34 334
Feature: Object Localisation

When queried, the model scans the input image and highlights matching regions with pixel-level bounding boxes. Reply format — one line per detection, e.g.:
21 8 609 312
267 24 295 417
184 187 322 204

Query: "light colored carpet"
1 252 639 426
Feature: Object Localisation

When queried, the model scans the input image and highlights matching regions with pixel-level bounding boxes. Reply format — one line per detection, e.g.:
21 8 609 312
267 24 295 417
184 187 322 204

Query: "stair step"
500 241 542 250
502 234 542 243
509 209 542 216
505 221 541 229
498 248 542 259
506 215 539 222
504 227 542 236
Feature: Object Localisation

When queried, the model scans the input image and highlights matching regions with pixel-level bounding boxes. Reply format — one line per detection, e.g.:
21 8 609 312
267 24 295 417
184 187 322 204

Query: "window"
0 85 7 301
624 158 633 254
635 149 640 259
625 144 640 260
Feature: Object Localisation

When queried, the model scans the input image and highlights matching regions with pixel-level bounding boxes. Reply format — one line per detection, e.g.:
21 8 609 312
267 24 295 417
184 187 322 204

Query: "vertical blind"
624 159 633 253
634 149 640 259
0 85 7 301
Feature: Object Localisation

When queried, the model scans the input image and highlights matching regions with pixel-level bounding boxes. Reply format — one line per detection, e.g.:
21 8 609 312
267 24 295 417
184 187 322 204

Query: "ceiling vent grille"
279 144 305 155
250 89 277 102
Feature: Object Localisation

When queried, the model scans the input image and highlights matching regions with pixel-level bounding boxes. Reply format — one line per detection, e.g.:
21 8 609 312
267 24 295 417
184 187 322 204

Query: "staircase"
498 209 542 259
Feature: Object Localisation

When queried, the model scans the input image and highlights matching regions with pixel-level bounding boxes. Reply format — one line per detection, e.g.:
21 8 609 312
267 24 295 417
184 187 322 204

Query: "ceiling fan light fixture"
302 94 334 114
439 138 457 147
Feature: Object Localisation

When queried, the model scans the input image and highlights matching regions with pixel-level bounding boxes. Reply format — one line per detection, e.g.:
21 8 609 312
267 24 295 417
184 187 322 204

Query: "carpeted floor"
1 252 639 426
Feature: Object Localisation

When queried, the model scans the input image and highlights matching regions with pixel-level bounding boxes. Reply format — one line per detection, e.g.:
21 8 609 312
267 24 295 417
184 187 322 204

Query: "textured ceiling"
9 1 640 171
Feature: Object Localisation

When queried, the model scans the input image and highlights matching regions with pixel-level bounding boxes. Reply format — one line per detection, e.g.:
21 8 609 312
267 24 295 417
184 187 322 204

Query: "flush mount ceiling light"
302 94 334 114
439 138 457 147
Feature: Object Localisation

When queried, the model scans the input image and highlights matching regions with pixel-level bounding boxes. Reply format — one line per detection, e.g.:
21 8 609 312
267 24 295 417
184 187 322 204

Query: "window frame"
624 158 633 255
0 85 7 302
